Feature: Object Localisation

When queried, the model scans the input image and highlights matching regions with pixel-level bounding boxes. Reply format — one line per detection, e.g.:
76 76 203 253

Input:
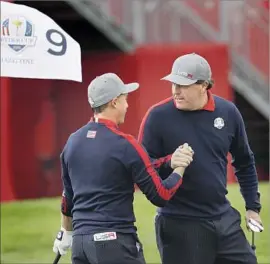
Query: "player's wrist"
246 208 260 214
173 167 185 176
60 226 73 235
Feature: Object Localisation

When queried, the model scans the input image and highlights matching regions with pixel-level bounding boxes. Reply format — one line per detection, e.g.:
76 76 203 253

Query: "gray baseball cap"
88 73 139 108
161 53 212 85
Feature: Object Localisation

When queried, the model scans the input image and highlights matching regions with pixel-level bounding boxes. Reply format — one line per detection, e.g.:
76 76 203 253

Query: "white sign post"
1 1 82 82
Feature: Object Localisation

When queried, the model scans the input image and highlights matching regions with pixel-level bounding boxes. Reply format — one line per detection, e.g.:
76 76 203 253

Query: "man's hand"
245 210 263 232
53 227 73 255
171 143 194 169
172 143 194 176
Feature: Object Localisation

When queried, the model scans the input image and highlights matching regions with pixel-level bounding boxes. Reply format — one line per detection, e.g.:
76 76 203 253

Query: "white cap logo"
177 70 193 79
214 117 225 129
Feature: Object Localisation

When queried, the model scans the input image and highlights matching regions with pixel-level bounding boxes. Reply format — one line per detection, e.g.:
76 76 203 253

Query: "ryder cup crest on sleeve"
161 53 212 85
87 73 139 108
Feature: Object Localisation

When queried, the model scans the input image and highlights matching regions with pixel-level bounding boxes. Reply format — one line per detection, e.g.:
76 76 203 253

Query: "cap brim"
161 74 197 86
124 82 139 93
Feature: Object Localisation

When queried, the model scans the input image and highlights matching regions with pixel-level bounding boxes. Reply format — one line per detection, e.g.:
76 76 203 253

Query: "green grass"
1 183 269 264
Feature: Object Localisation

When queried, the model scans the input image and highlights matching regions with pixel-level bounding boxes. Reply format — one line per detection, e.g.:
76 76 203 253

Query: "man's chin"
175 101 190 111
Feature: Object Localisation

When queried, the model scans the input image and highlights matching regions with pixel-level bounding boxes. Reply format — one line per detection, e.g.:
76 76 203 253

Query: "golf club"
247 218 264 253
251 231 256 251
53 251 61 264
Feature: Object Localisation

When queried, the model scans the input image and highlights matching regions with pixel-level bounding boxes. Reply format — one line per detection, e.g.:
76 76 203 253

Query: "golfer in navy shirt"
52 73 194 264
138 53 263 264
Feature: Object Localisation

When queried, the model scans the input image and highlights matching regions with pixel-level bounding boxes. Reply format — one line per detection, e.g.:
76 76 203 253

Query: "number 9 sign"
1 1 82 82
46 29 67 56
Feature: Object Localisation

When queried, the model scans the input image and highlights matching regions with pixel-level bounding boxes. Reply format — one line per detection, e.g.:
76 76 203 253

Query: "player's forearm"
61 213 73 231
152 155 171 169
140 168 184 207
151 156 173 179
231 106 261 212
236 164 261 212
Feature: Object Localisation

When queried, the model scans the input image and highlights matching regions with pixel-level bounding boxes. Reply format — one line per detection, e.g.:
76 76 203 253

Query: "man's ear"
202 81 208 92
111 97 118 108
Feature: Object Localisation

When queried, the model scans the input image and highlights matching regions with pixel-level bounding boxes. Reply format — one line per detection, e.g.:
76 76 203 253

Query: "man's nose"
175 87 184 94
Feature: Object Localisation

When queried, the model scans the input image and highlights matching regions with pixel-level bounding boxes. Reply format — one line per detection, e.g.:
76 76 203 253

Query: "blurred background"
1 0 269 263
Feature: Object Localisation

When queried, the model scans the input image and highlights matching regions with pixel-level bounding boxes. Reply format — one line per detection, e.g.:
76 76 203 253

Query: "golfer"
138 53 263 264
52 73 194 264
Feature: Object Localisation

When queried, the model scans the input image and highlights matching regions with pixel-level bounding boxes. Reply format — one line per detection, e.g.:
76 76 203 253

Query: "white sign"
0 1 82 82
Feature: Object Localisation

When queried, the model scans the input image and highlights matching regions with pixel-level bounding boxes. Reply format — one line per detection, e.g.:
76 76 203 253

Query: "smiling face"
172 81 209 111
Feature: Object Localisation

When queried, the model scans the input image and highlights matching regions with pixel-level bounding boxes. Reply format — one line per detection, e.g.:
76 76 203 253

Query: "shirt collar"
203 91 215 111
89 117 118 128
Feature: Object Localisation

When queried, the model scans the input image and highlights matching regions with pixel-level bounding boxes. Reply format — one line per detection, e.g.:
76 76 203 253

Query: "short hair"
195 79 214 90
91 102 109 114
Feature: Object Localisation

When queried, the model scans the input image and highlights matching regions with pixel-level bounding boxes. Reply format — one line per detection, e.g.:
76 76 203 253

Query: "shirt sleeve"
138 108 173 178
151 155 172 169
124 136 183 207
229 105 261 213
60 149 74 217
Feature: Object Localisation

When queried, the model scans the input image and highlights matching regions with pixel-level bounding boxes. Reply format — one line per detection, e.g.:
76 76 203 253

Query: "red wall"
9 79 57 199
1 44 233 201
1 77 15 201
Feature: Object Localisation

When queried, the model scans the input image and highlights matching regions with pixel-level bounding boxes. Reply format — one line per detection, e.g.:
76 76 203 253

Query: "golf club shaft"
251 231 256 251
53 251 61 264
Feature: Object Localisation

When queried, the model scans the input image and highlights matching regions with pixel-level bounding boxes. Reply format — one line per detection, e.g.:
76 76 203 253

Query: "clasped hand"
171 143 194 172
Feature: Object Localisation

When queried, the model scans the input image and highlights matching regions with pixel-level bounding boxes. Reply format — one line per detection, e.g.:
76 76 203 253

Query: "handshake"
171 143 194 176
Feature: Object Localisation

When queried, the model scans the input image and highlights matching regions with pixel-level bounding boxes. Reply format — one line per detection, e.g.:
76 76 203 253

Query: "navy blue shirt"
60 118 183 235
138 92 261 219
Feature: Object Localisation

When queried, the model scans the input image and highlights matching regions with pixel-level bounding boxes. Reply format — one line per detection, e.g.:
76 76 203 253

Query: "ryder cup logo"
214 117 225 129
1 15 37 53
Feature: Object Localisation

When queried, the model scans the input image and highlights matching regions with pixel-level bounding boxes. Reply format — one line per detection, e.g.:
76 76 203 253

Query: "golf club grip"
53 252 61 264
